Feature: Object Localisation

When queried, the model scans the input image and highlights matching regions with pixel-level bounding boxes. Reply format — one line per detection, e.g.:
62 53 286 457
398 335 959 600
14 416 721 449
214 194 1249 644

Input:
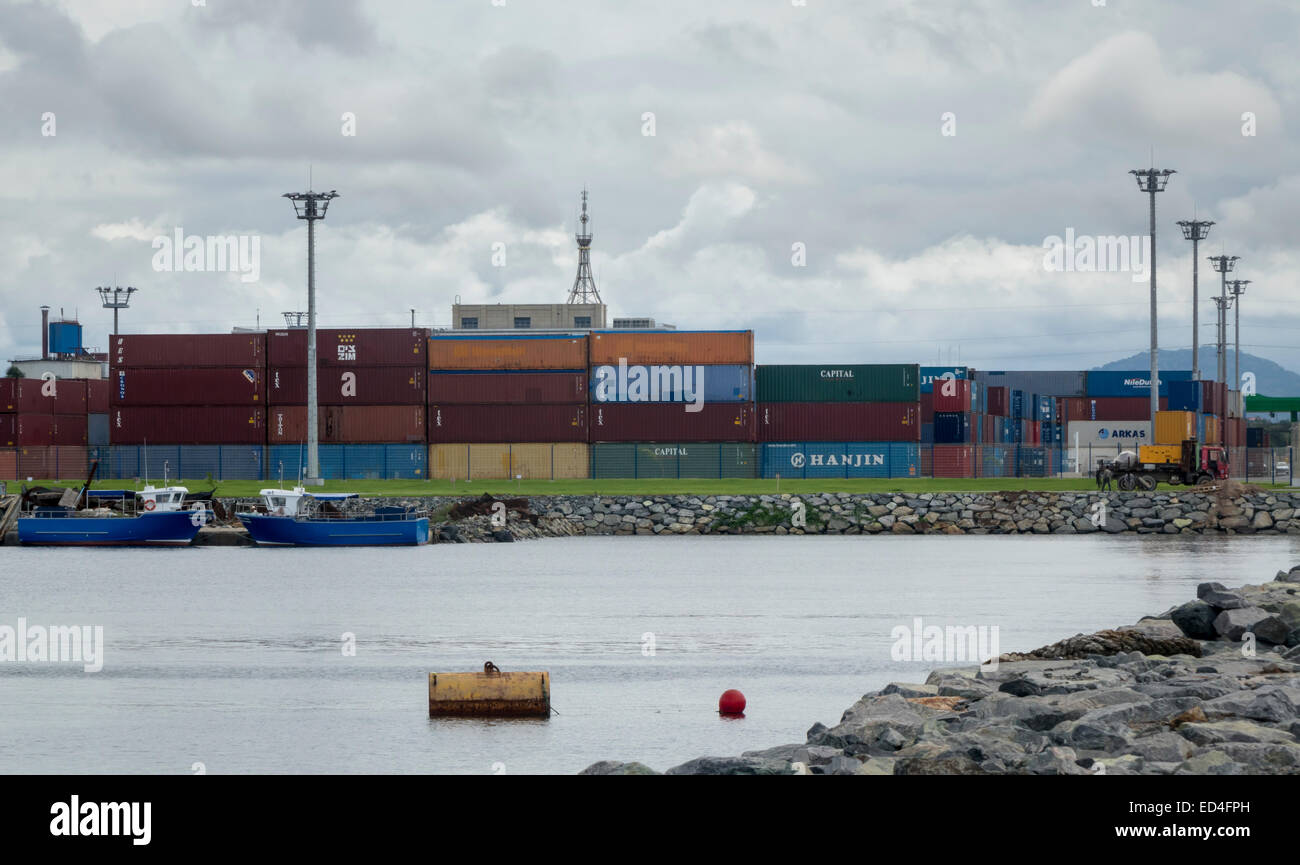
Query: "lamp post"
1176 220 1213 380
96 285 137 336
1227 279 1250 392
1208 255 1239 385
282 189 339 486
1130 167 1175 432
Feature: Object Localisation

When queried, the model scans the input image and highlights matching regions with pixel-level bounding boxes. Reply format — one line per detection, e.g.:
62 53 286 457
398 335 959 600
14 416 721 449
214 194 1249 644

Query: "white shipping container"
1066 420 1151 449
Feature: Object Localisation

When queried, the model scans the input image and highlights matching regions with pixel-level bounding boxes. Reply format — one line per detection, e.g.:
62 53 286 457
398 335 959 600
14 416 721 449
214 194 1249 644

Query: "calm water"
1 535 1296 774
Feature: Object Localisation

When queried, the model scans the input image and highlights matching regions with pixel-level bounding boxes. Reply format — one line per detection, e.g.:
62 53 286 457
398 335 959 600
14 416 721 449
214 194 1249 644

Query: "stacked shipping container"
756 363 919 478
589 331 756 477
428 333 589 479
110 334 266 446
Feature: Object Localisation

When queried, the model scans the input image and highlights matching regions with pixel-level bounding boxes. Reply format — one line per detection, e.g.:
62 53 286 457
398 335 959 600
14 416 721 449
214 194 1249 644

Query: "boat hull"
237 513 430 546
18 511 202 546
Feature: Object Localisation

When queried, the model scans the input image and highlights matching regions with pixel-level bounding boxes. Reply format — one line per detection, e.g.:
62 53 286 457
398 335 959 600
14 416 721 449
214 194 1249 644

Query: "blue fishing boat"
236 488 429 546
18 485 209 546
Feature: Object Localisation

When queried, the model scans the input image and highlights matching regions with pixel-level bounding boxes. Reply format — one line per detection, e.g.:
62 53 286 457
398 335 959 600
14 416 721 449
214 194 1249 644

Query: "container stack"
107 333 267 479
590 331 756 478
266 328 428 479
756 363 919 478
427 333 589 480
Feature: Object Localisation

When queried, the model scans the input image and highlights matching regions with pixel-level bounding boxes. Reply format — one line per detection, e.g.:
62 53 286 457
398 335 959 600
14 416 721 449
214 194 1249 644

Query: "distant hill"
1097 349 1300 400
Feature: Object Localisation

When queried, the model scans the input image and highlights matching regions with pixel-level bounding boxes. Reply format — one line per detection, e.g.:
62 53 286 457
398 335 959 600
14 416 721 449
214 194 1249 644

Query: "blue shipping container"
1086 369 1194 398
934 412 971 443
589 363 752 403
919 366 968 394
1168 380 1202 411
267 444 425 480
760 442 920 479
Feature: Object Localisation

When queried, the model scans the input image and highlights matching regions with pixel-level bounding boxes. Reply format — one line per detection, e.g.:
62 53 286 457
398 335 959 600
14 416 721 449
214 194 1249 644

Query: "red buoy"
718 689 746 716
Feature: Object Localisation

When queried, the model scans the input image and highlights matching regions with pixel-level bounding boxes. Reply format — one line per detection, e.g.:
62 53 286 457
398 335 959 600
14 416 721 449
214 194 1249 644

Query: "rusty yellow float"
428 662 551 718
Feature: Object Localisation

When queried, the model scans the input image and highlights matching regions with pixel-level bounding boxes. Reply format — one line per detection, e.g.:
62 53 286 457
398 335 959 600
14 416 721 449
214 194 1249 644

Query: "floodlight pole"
97 285 137 335
1131 167 1175 433
1228 279 1249 393
1208 255 1239 387
282 189 339 485
1176 220 1213 381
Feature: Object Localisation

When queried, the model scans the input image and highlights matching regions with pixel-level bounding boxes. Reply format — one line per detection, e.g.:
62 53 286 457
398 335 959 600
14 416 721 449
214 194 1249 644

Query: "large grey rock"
1170 600 1218 640
579 760 661 775
1202 686 1297 723
1178 720 1298 746
809 693 946 756
664 756 795 775
1213 607 1290 643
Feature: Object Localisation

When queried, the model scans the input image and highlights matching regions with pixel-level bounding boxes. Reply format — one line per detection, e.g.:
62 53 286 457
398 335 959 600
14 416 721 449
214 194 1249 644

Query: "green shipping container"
755 364 919 403
592 443 758 478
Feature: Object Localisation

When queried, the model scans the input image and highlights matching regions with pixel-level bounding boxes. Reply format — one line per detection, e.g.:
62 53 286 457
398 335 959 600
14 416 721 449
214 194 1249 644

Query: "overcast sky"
2 0 1297 375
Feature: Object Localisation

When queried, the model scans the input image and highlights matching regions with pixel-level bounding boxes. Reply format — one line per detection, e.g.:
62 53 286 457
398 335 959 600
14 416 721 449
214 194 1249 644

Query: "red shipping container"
987 386 1009 417
932 445 974 478
757 402 919 443
87 379 110 413
0 378 86 414
0 447 15 480
919 392 934 423
932 379 971 412
111 367 266 406
1028 420 1041 445
428 404 587 443
269 405 426 444
590 404 751 443
426 371 587 405
5 413 54 446
268 329 428 368
112 407 265 444
268 367 425 406
1060 396 1167 421
52 414 87 445
110 333 265 369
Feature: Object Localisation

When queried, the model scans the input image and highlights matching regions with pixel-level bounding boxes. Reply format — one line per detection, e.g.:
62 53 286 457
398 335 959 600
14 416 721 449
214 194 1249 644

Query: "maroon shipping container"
0 378 87 414
1061 396 1167 422
111 367 266 406
269 405 426 444
112 407 266 444
428 404 588 443
590 404 753 443
932 445 975 478
110 333 265 369
5 413 86 446
932 379 971 413
919 391 934 424
426 372 587 405
757 402 919 442
268 367 425 406
268 329 428 368
87 379 110 413
987 386 1009 417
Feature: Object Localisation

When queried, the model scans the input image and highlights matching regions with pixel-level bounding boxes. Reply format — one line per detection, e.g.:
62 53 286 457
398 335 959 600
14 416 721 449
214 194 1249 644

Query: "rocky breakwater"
504 487 1298 537
205 486 1300 543
582 570 1300 775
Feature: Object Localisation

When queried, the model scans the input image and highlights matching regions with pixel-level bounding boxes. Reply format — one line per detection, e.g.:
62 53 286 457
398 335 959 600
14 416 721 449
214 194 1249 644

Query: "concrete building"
451 302 607 331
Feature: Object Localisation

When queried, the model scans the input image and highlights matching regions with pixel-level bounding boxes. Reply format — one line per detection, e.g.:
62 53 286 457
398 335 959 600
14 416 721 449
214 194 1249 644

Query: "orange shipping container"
428 335 588 371
0 448 16 480
588 331 754 366
1203 414 1220 445
1154 410 1196 445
